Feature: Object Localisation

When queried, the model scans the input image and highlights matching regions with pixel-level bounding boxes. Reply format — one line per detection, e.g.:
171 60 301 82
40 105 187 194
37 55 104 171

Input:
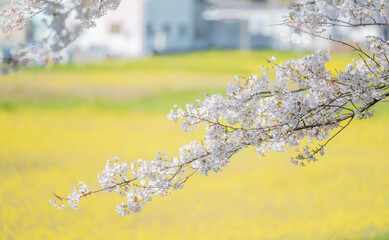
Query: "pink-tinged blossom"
0 8 24 33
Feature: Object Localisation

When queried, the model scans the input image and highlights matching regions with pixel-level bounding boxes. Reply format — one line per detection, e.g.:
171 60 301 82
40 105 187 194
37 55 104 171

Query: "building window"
163 24 171 35
179 24 187 38
110 23 121 33
147 23 154 36
195 23 204 40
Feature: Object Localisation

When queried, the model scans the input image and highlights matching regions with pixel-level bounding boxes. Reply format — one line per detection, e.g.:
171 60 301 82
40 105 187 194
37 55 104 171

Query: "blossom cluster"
1 0 121 33
333 0 389 20
98 156 129 193
74 0 121 28
284 1 328 33
67 181 91 209
53 147 207 215
49 181 91 210
284 0 389 33
0 0 121 74
0 7 24 33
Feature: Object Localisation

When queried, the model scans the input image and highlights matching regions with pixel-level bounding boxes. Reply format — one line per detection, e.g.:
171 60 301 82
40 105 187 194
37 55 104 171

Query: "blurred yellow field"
0 50 356 104
0 109 388 240
0 50 388 240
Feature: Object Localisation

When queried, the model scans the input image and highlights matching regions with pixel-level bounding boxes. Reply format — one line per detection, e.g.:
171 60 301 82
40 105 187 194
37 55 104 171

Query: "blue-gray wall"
144 0 201 53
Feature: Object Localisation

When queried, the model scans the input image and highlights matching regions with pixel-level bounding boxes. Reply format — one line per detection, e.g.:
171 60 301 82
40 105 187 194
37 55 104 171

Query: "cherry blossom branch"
48 0 389 215
324 16 389 28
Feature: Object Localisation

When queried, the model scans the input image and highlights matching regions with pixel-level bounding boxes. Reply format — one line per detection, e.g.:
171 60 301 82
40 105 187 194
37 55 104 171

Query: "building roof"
203 1 287 21
206 0 287 7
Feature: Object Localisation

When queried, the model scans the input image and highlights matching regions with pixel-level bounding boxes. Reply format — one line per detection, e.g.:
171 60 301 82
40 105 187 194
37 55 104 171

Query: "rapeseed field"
0 50 388 240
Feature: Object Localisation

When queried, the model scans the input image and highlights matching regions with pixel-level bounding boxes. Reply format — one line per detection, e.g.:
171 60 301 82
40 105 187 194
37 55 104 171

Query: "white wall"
76 0 145 58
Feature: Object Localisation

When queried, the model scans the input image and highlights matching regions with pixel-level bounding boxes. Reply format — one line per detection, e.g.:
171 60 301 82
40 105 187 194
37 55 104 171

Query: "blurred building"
144 0 208 53
74 0 208 59
75 0 146 59
1 0 387 60
73 0 329 59
202 1 288 50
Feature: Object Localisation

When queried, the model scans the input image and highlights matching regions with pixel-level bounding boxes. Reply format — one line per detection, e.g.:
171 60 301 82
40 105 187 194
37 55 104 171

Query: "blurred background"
1 0 387 61
0 0 389 240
